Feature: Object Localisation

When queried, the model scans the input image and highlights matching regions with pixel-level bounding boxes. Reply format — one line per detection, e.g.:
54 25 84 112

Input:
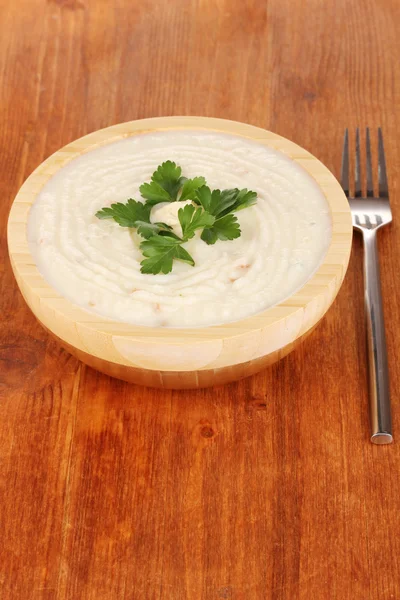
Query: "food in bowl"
27 129 332 328
8 117 352 388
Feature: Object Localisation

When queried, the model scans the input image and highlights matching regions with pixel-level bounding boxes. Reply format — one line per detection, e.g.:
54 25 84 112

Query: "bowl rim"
7 116 352 352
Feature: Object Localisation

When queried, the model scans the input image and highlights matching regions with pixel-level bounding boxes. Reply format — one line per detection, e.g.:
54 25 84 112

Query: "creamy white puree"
28 131 332 328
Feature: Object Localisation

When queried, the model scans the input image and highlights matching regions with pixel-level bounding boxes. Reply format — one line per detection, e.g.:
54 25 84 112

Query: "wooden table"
1 1 400 598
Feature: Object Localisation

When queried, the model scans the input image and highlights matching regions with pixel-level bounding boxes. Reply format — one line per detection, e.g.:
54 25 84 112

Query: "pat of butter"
150 200 194 238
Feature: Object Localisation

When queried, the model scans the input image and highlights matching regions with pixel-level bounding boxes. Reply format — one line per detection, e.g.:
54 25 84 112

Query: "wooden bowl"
7 117 352 389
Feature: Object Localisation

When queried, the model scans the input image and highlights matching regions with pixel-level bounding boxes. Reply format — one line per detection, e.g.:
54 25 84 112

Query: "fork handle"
362 230 393 444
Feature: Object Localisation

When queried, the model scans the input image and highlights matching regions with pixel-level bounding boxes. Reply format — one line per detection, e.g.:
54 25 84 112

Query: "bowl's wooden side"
44 324 318 389
9 254 345 377
7 116 353 382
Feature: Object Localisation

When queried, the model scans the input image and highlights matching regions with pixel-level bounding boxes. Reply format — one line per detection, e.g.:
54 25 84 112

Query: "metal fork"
341 128 393 444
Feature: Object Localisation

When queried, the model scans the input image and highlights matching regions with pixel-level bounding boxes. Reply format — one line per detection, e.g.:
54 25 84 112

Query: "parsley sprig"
139 160 206 206
140 206 215 274
194 186 257 244
96 161 257 274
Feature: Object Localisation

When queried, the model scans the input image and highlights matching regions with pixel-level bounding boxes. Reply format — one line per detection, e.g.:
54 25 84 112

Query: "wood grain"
1 0 400 598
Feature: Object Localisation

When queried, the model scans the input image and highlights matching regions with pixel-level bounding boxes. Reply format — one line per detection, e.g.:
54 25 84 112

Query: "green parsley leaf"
178 204 215 240
200 213 241 245
179 176 206 202
195 186 234 215
140 235 194 275
139 160 186 205
195 186 256 218
195 186 237 217
225 188 257 214
210 189 239 217
152 160 183 198
134 221 177 240
139 182 171 206
95 199 151 227
194 185 212 211
196 185 256 245
174 245 196 265
199 227 218 245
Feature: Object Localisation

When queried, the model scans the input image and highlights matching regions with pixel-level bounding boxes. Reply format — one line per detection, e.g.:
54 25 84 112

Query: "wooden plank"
0 0 399 598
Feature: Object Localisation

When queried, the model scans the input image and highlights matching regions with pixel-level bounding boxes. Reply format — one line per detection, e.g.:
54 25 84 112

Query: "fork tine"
340 129 349 197
366 128 374 197
355 128 362 197
378 128 389 197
